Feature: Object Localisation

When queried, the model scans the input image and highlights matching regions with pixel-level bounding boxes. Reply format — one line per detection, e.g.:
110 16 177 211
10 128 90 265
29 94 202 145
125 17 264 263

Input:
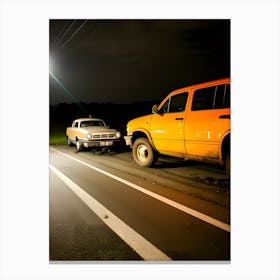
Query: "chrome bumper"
124 135 132 146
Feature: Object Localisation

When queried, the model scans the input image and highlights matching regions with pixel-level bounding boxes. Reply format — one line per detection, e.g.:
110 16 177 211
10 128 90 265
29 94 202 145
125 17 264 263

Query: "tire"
132 138 156 167
76 140 83 152
67 137 74 147
225 153 230 178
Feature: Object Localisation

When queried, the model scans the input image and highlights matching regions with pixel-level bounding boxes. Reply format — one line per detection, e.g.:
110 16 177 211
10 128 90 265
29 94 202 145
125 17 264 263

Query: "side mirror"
152 104 159 114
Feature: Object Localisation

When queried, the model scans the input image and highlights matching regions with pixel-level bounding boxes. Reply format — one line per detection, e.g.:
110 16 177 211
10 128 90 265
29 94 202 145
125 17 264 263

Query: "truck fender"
132 128 158 152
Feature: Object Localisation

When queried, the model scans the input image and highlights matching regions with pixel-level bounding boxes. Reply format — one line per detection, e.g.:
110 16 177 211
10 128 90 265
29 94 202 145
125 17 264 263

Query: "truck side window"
74 122 79 128
192 85 231 111
159 92 188 113
160 99 170 113
192 86 216 111
169 93 188 112
214 84 231 109
224 84 230 108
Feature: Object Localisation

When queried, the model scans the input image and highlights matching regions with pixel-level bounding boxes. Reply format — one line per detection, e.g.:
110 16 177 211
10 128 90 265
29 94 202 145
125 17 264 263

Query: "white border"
1 0 279 279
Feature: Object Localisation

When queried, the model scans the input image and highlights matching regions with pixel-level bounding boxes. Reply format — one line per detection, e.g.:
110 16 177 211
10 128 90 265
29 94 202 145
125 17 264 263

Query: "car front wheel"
76 140 83 152
67 137 74 147
132 138 156 167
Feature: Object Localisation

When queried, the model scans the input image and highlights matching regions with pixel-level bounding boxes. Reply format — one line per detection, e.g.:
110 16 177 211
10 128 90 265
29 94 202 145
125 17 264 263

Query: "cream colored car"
66 118 121 151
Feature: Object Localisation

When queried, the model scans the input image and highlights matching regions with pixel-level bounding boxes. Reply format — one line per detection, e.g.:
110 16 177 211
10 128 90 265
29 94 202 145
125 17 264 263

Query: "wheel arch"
221 132 230 162
131 129 157 151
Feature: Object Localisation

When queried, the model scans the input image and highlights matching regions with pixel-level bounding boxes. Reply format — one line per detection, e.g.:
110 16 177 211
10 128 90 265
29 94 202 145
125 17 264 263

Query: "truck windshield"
80 121 105 127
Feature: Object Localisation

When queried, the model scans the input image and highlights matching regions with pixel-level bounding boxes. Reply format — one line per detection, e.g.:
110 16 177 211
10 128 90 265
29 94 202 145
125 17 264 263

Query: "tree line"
50 101 158 135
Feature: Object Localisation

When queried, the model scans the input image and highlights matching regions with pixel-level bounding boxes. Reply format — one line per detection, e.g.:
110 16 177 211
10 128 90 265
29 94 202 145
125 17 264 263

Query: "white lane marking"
50 147 230 232
50 164 171 261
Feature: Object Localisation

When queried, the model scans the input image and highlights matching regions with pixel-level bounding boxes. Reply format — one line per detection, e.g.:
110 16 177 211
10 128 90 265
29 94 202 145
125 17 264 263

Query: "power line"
51 20 76 51
60 20 88 49
50 21 69 49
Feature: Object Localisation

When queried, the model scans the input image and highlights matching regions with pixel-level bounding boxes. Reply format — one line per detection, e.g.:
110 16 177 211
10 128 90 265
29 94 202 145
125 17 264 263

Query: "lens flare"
49 71 88 115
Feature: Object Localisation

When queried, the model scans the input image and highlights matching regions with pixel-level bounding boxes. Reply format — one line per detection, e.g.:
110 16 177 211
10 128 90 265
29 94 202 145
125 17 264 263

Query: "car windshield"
80 120 105 127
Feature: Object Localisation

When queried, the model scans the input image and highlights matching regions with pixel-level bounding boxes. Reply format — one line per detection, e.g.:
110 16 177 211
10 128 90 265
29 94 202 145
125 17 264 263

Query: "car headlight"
116 131 121 138
86 133 92 139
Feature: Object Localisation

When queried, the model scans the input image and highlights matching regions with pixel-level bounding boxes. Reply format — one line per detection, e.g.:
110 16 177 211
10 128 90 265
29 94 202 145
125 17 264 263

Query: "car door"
150 92 188 155
185 83 230 159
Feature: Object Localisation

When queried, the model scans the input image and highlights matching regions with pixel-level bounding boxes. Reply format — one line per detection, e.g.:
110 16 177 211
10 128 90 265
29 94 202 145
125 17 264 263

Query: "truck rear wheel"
225 153 230 178
132 138 155 167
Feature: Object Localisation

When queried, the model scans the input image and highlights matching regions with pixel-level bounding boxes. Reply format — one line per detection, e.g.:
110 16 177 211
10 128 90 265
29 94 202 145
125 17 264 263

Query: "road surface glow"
50 147 230 232
50 164 171 261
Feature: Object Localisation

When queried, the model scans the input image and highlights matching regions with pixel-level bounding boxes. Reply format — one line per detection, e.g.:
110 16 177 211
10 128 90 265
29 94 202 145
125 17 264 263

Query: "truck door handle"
175 117 184 120
219 115 230 119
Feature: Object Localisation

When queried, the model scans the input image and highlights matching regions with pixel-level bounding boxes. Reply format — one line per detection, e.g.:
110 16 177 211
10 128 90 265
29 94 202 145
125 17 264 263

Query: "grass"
49 125 67 145
49 133 67 145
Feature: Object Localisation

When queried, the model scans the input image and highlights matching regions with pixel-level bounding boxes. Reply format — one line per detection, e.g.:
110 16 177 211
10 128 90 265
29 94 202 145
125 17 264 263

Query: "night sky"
49 19 230 105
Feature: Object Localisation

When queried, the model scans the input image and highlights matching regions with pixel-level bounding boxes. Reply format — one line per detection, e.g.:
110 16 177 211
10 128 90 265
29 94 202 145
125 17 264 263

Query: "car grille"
92 133 115 139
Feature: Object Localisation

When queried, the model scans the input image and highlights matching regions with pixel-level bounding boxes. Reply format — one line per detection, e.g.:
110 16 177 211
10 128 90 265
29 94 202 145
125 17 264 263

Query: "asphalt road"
49 145 230 261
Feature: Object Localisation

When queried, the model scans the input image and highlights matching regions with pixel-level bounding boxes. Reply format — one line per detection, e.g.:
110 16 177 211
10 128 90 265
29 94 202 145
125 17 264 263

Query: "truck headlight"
116 131 121 138
86 133 92 139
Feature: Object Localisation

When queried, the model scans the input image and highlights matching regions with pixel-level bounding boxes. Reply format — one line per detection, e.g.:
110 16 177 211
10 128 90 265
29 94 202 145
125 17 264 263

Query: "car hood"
82 127 117 134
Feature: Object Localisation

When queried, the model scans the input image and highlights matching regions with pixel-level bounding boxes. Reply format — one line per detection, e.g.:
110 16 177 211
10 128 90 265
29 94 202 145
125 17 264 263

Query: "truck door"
150 92 188 155
185 84 230 159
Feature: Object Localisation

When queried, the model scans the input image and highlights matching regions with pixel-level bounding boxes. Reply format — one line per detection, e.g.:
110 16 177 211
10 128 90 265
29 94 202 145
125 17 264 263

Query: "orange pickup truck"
124 78 230 176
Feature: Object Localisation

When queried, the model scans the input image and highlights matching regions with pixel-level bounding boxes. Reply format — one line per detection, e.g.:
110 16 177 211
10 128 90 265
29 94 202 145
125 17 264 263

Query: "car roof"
74 118 103 122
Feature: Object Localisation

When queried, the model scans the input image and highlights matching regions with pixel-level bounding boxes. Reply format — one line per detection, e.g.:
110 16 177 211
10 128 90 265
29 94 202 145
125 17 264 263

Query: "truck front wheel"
132 138 156 167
